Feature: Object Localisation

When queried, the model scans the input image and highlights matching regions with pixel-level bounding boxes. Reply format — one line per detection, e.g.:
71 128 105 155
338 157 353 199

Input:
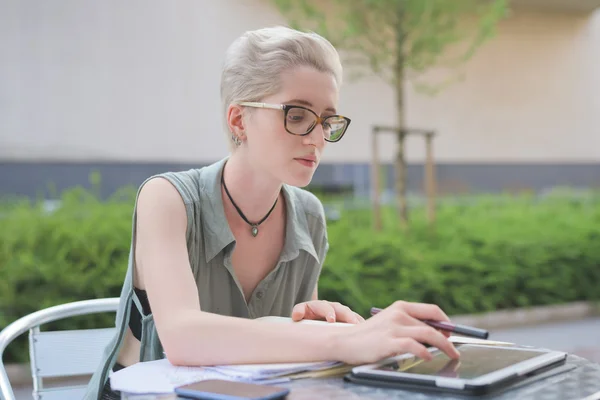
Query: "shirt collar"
279 184 319 263
200 158 319 264
200 158 235 263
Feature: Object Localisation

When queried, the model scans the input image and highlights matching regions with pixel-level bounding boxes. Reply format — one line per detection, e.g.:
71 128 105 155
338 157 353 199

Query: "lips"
295 157 317 168
296 155 317 162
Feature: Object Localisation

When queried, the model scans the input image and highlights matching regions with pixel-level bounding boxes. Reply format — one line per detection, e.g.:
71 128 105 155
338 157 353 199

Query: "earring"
231 134 242 146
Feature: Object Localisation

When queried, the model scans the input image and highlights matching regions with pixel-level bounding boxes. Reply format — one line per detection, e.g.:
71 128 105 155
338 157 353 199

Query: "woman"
88 26 459 400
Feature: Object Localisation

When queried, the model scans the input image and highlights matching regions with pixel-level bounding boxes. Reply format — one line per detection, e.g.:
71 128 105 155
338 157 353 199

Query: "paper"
109 359 230 394
109 358 344 394
449 336 515 346
280 363 355 380
206 360 342 379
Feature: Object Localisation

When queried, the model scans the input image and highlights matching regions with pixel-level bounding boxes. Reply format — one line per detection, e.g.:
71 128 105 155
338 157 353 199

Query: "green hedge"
1 187 600 363
0 186 136 363
319 193 600 317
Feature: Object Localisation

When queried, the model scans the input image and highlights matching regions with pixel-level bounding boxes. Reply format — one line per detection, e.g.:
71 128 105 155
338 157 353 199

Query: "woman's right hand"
333 301 461 365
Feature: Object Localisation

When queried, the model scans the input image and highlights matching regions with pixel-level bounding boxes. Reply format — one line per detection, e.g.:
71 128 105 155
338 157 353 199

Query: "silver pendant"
251 226 259 237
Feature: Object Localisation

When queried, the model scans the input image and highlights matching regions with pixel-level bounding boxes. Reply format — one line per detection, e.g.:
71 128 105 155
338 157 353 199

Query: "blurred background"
1 0 599 198
1 0 599 396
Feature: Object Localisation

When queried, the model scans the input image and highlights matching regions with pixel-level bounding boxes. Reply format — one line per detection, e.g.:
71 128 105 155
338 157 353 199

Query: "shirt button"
256 291 264 299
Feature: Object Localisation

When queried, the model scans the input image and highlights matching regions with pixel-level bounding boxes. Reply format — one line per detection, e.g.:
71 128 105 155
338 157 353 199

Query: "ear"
226 104 245 137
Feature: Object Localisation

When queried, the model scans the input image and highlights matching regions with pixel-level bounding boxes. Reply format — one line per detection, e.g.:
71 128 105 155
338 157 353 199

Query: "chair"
0 298 120 400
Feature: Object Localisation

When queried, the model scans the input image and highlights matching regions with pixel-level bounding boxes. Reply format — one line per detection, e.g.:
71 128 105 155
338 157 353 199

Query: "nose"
303 121 326 147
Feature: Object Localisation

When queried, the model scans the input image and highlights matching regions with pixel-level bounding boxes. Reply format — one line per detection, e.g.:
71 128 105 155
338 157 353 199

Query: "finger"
405 318 452 338
389 309 432 329
329 302 360 324
402 326 460 359
394 301 451 323
291 303 307 321
306 301 337 322
354 312 366 323
395 338 433 361
439 329 451 338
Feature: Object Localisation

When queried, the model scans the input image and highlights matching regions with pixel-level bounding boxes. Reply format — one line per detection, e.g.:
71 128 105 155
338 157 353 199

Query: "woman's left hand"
291 300 365 324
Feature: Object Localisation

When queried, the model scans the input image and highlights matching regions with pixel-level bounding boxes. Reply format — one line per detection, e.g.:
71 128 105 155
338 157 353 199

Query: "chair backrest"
29 327 117 399
0 298 120 400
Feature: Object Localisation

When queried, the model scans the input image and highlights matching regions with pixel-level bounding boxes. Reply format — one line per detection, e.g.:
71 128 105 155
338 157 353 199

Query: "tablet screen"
375 345 544 380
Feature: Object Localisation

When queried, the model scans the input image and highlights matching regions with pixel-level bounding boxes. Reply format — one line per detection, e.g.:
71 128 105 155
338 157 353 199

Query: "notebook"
204 360 343 380
109 358 344 394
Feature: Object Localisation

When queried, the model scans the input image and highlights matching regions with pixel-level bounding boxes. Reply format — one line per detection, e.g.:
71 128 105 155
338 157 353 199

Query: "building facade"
1 0 599 198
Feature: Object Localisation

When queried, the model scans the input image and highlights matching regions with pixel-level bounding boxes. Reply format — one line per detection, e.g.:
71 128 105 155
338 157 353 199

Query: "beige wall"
1 1 598 164
403 8 600 163
0 0 281 163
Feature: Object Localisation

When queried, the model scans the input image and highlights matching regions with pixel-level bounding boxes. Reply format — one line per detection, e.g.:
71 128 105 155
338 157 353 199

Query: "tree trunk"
371 126 382 231
395 103 408 228
425 132 436 230
395 5 408 229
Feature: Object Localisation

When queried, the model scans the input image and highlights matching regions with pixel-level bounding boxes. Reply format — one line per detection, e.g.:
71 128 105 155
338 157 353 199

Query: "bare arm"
136 178 460 367
136 178 339 366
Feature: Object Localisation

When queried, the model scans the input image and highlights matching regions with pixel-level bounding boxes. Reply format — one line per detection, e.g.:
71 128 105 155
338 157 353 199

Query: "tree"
271 0 508 228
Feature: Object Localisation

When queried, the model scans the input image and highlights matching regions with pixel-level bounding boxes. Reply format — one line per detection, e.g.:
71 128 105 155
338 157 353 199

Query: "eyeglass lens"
285 107 347 141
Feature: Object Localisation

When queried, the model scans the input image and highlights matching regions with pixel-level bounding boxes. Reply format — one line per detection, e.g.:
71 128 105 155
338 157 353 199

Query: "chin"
276 160 319 187
282 170 315 188
284 176 313 188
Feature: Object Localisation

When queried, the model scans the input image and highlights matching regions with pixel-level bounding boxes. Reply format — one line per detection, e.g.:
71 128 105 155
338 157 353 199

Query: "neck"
222 152 282 223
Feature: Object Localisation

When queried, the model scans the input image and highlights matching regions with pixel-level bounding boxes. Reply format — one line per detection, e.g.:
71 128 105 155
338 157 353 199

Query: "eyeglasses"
237 102 351 143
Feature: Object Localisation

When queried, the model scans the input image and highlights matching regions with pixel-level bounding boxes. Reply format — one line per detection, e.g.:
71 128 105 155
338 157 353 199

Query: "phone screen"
175 379 289 399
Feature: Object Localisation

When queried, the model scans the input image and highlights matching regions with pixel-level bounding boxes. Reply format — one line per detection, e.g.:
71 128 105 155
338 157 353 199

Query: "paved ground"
10 318 600 399
490 317 600 363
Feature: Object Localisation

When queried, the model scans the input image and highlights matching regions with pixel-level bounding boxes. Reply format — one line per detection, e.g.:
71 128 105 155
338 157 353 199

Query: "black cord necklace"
221 170 278 237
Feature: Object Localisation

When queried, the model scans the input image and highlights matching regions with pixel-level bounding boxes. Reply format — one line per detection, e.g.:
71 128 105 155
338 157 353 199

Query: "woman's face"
237 65 340 187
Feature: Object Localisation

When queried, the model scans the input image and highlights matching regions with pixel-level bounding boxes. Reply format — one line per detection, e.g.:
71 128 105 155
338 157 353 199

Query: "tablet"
350 344 567 396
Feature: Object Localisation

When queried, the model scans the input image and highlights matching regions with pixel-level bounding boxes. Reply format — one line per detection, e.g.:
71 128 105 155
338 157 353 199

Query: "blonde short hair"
220 26 343 149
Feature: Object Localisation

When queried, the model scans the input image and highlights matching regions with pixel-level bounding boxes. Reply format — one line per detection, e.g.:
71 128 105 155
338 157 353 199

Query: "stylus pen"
370 307 489 339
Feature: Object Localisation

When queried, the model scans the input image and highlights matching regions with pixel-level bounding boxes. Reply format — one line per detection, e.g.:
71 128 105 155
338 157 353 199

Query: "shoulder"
134 160 224 229
135 170 198 211
138 159 224 207
135 177 188 231
153 169 205 206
